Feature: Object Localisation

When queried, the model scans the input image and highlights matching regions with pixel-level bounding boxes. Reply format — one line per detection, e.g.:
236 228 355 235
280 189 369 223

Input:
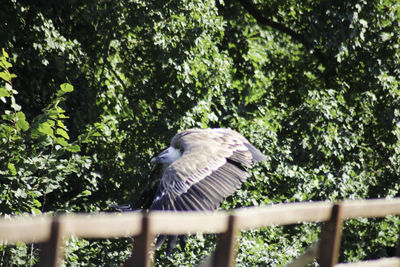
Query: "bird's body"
149 128 266 250
150 128 265 212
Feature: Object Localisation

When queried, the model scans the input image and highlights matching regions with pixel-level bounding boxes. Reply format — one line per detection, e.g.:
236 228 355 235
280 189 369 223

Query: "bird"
148 128 266 251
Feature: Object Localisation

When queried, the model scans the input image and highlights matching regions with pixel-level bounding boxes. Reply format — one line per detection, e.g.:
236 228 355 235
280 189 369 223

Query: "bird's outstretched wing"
150 128 265 211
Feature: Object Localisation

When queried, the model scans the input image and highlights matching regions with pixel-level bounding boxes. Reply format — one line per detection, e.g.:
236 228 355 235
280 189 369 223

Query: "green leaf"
66 144 81 152
57 113 69 119
0 72 11 82
0 124 14 138
60 83 74 93
56 128 69 139
38 122 54 136
76 190 92 198
57 120 68 129
33 199 42 208
31 207 41 215
2 48 8 58
10 96 21 111
8 162 17 175
14 188 27 198
48 109 59 119
0 87 10 97
56 137 69 147
16 111 29 131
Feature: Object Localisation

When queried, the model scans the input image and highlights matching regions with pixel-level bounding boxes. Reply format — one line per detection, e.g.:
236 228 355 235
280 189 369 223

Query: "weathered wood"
0 216 52 244
124 215 154 267
318 204 343 267
37 217 65 267
285 241 320 267
1 198 400 267
341 198 400 219
62 212 142 238
213 214 239 267
335 257 400 267
234 201 333 230
1 198 400 244
149 211 229 234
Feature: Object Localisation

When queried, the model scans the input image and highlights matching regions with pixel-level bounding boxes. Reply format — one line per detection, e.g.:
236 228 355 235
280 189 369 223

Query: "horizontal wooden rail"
335 257 400 267
2 198 400 243
341 198 400 219
148 211 229 234
0 198 400 267
0 215 52 243
61 212 143 238
234 201 333 229
0 212 143 244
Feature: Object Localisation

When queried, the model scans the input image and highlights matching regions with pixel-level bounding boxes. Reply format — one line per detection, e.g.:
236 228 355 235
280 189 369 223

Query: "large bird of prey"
149 128 266 250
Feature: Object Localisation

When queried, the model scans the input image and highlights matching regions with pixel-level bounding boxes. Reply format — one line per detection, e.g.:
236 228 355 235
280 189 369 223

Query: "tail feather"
244 143 266 162
155 235 187 254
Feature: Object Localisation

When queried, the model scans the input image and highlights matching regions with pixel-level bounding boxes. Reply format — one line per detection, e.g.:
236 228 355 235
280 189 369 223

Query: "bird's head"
151 146 182 165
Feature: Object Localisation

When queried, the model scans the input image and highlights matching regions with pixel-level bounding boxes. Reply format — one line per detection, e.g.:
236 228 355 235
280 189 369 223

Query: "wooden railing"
1 198 400 267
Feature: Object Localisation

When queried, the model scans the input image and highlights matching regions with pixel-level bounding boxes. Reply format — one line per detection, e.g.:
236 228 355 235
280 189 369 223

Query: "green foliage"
1 0 400 265
64 237 132 267
0 50 107 265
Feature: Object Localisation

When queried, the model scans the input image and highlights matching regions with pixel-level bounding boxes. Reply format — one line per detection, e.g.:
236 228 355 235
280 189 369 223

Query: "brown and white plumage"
150 128 265 213
149 129 265 253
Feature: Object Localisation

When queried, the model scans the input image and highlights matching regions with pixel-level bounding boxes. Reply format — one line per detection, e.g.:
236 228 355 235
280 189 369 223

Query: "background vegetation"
1 0 400 266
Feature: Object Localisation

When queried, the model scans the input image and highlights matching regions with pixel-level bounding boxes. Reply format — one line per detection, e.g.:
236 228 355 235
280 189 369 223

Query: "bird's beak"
151 148 169 164
151 156 159 164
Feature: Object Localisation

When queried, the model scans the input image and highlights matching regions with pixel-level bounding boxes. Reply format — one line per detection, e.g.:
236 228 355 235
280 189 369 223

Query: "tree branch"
237 0 328 66
237 0 303 41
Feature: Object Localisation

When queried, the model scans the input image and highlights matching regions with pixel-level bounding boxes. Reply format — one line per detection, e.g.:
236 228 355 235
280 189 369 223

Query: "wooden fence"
1 198 400 267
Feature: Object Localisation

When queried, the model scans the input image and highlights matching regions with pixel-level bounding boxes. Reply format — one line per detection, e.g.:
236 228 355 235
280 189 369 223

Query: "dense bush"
1 0 400 266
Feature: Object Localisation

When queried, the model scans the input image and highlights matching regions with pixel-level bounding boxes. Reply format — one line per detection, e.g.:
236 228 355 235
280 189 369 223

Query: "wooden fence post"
317 203 343 267
213 214 239 267
124 215 154 267
37 217 65 267
396 232 400 257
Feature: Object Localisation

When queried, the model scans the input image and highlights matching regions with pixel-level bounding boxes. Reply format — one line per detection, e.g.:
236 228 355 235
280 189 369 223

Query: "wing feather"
151 154 257 211
190 186 219 209
150 128 265 212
